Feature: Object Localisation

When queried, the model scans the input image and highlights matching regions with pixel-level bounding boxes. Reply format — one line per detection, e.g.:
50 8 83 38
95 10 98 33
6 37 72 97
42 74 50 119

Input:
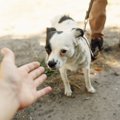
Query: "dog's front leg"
83 67 96 93
59 68 72 96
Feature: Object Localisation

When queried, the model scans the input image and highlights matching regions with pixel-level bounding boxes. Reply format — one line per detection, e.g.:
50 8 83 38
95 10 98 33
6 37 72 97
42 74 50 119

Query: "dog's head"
45 27 84 69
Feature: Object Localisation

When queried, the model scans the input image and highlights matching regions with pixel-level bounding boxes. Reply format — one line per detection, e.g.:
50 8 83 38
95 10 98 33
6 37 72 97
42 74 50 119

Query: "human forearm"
0 81 19 120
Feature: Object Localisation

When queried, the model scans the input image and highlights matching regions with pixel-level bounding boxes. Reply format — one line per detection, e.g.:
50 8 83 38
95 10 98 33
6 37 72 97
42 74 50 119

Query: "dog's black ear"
72 28 84 38
46 27 56 42
45 27 56 55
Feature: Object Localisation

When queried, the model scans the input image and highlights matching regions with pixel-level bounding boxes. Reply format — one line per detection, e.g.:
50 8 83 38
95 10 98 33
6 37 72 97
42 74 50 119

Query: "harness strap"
82 0 96 61
82 36 96 61
83 0 94 32
85 0 95 20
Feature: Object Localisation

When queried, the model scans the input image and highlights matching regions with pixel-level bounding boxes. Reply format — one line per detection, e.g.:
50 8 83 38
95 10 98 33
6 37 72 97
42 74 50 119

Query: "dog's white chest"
65 63 78 71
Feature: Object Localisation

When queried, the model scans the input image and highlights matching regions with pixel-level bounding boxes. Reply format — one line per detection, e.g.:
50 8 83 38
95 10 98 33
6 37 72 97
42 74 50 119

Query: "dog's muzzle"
48 60 57 69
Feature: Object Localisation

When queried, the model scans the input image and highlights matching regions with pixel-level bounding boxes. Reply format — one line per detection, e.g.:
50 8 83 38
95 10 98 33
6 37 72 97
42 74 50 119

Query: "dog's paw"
65 89 72 96
87 87 96 93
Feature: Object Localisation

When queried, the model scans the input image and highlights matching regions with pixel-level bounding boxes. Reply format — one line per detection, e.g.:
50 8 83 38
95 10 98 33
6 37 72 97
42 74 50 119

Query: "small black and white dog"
45 15 95 96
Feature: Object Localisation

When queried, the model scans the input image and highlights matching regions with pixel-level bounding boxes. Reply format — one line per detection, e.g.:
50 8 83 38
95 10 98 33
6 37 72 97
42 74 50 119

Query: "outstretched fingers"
29 67 45 80
34 74 47 87
36 87 52 99
19 62 40 73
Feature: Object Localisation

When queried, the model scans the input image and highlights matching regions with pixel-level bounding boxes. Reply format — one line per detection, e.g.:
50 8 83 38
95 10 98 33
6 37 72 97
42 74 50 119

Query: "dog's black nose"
48 61 57 68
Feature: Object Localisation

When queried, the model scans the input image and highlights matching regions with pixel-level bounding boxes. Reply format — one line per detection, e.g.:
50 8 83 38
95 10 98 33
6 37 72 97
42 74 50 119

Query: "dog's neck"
64 44 85 71
67 43 85 64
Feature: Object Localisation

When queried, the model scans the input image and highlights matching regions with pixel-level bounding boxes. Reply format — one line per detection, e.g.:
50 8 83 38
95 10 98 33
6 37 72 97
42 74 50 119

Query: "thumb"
0 48 16 79
1 48 15 64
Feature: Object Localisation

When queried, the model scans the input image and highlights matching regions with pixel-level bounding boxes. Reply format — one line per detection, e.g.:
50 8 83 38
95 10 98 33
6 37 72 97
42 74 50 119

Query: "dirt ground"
0 1 120 120
0 27 119 120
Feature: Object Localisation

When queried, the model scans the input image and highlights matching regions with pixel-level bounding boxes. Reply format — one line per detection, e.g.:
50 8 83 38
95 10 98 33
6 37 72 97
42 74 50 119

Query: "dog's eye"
61 49 67 53
60 49 67 56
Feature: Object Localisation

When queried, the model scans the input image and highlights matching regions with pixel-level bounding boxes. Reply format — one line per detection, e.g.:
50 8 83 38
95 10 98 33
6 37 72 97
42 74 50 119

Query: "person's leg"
89 0 107 56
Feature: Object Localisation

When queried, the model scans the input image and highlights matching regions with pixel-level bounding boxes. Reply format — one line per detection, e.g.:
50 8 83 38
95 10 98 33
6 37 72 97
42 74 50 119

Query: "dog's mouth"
48 65 61 70
47 63 60 70
47 65 57 70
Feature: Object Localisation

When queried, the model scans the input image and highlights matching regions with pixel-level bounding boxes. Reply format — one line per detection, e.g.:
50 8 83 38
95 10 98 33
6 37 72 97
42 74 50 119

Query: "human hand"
0 48 52 110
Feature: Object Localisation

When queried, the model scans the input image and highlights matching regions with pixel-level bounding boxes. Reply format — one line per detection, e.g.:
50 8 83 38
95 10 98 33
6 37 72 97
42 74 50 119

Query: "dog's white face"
45 28 83 69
